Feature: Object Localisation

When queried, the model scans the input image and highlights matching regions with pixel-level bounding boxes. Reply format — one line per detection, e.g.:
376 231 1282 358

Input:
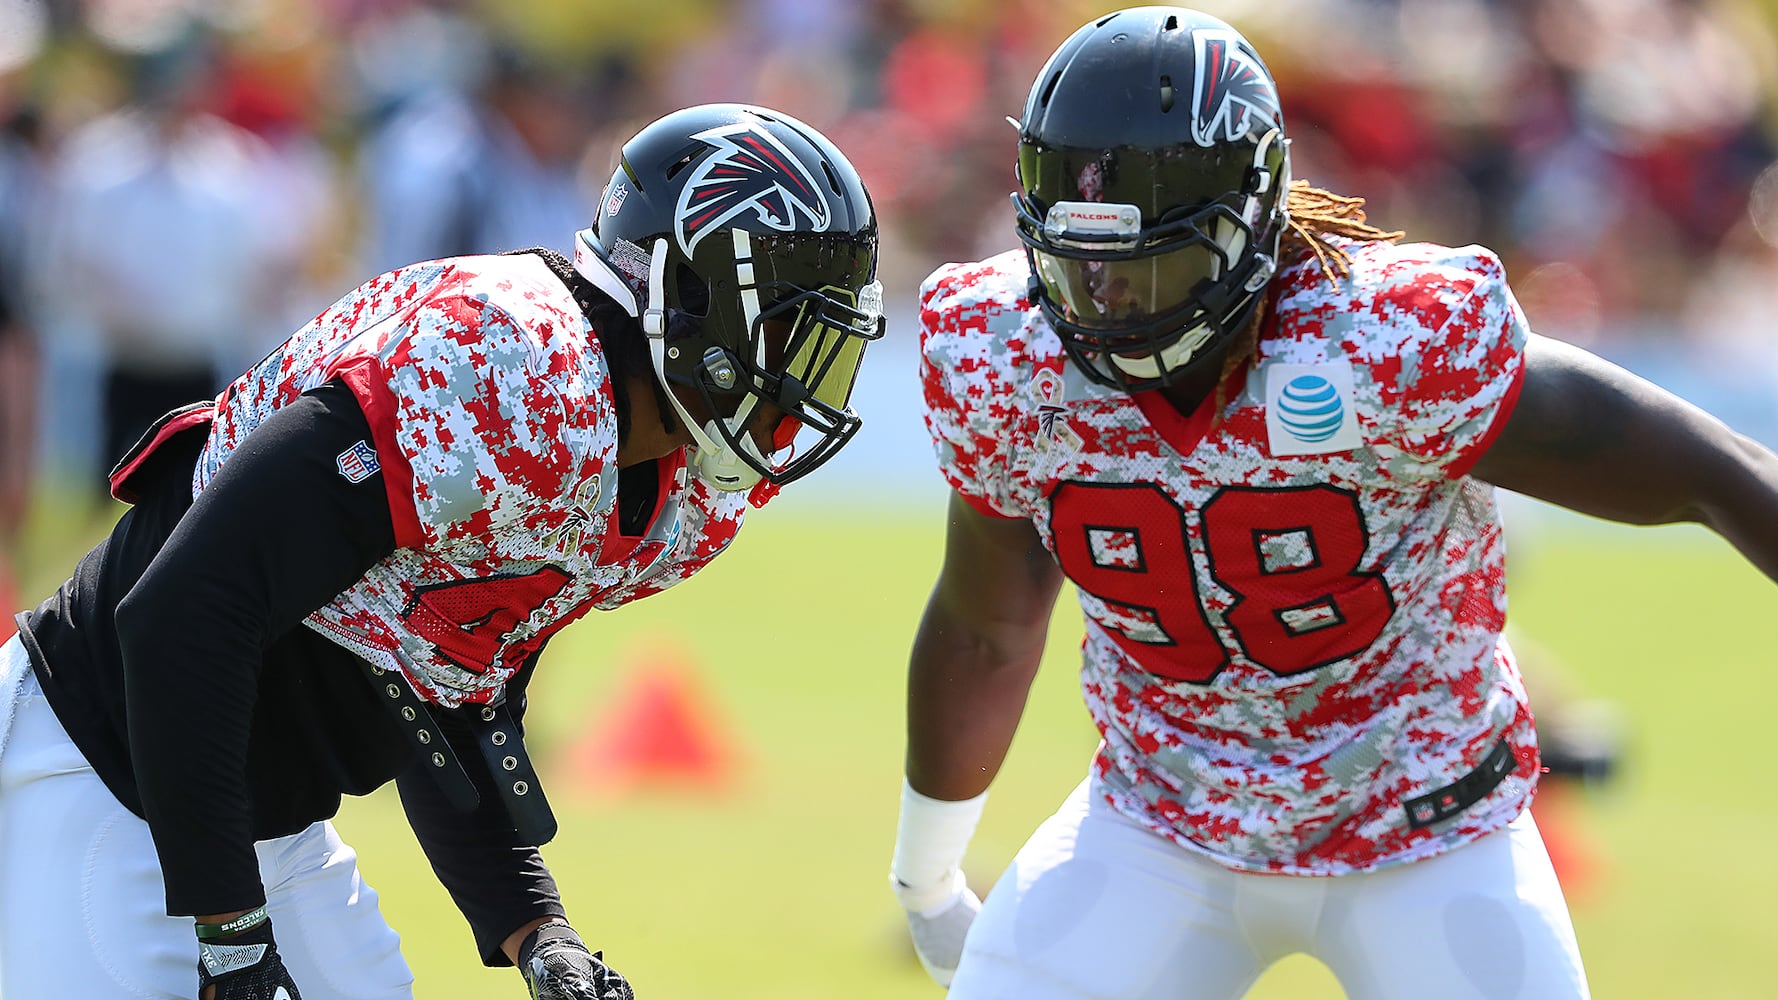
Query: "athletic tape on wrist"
194 904 269 939
889 778 987 913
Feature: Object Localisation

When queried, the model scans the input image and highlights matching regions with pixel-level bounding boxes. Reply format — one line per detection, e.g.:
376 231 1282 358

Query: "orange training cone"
1532 784 1601 903
562 647 737 795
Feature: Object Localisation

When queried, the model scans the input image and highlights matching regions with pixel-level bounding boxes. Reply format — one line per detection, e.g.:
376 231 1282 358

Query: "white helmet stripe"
733 229 766 368
641 238 718 453
641 233 773 492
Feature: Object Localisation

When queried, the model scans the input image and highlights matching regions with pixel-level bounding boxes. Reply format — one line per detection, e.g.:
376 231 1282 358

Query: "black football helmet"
1014 7 1289 392
574 103 884 491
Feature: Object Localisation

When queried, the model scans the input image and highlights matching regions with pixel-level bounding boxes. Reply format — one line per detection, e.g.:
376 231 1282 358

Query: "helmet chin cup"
1109 323 1215 379
1109 352 1163 380
689 418 766 492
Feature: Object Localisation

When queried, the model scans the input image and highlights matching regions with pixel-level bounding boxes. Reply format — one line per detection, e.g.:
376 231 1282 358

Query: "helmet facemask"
599 227 884 492
570 103 884 495
1015 130 1287 393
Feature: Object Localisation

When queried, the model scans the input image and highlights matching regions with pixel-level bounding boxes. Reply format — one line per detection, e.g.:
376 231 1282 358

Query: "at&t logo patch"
1263 362 1362 456
336 440 381 483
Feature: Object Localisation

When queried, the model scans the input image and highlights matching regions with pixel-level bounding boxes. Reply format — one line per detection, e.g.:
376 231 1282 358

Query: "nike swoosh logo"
274 989 292 1000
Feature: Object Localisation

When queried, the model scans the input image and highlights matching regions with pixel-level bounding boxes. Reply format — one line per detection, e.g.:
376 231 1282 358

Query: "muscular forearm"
905 597 1047 801
893 497 1059 982
1693 431 1778 584
907 496 1063 800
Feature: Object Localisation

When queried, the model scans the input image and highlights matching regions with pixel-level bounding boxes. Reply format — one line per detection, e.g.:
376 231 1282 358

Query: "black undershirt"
16 381 562 965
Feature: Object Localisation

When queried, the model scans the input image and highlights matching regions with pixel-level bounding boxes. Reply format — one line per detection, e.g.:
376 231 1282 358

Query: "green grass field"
301 507 1773 1000
14 498 1775 998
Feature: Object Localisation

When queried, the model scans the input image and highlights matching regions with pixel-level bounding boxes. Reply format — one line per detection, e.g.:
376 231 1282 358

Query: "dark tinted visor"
1030 243 1223 331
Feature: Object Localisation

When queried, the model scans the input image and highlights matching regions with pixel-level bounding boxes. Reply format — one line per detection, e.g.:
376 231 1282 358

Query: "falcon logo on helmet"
1191 28 1281 147
674 122 833 258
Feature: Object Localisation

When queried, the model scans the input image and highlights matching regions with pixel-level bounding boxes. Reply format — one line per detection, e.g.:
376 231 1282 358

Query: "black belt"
1403 738 1520 829
359 659 559 845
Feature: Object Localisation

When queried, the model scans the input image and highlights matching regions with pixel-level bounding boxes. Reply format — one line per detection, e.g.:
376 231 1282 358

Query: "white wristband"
889 778 987 914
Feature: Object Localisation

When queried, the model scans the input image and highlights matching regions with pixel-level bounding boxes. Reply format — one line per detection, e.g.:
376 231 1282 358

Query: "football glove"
518 922 635 1000
197 918 302 1000
894 868 981 987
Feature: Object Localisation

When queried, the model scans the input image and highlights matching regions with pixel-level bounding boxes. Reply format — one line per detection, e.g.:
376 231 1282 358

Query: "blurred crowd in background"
4 0 1778 580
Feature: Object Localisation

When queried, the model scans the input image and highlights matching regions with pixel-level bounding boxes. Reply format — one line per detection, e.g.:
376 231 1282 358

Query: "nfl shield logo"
336 440 381 483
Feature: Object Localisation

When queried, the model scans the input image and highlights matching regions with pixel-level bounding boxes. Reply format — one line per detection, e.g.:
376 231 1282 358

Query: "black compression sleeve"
120 382 396 916
397 668 564 967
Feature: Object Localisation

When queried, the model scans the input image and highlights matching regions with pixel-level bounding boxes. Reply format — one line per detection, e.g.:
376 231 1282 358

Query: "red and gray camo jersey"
920 238 1539 876
196 254 746 707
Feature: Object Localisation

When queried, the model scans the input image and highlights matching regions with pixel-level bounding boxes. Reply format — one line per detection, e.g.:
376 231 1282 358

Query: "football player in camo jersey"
0 103 882 1000
886 8 1778 999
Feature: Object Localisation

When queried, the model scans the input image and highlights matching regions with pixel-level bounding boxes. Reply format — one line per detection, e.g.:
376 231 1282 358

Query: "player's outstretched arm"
892 493 1064 985
1471 333 1778 582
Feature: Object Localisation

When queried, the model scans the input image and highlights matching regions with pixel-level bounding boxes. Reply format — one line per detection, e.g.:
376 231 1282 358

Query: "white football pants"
948 779 1589 1000
0 635 415 999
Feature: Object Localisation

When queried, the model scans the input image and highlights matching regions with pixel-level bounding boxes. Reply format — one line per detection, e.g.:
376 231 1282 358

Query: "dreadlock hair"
509 247 679 447
1280 180 1406 283
1208 181 1406 418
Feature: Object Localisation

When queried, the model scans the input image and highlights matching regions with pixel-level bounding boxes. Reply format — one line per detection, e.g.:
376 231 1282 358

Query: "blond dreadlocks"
1280 180 1406 283
1207 181 1405 417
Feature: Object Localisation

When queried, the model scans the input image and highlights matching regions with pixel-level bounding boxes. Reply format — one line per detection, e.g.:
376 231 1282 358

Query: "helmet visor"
719 278 884 485
760 279 882 414
1030 242 1224 333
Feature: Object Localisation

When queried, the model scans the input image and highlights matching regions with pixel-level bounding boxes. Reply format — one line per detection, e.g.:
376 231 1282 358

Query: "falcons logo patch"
1190 29 1281 147
1031 367 1082 456
674 121 833 258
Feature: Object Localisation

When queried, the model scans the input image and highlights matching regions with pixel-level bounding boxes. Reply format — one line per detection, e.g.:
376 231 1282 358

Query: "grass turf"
11 489 1769 996
303 507 1777 999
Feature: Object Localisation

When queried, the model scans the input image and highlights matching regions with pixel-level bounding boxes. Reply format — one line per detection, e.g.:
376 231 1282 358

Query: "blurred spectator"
355 39 616 273
0 99 42 636
206 16 350 372
35 30 293 492
345 0 490 121
2 0 1778 503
